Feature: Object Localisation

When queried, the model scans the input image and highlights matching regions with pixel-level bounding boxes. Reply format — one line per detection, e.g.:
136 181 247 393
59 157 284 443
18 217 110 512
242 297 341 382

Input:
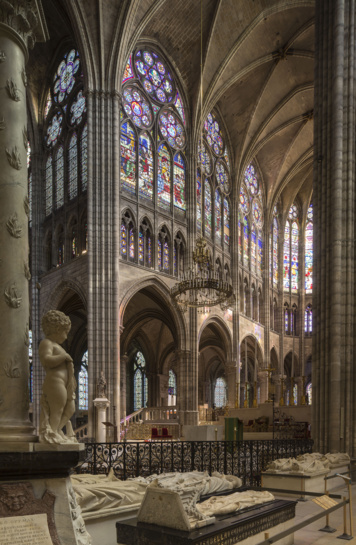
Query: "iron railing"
77 439 313 487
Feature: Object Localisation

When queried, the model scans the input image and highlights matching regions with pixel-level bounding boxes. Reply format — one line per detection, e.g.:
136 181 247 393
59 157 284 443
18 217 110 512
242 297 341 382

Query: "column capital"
0 0 49 54
93 398 110 410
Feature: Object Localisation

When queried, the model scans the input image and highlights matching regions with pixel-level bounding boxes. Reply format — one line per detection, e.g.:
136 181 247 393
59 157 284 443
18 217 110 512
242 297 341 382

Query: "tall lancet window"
43 48 87 217
197 113 231 251
270 205 279 288
305 204 313 293
120 48 186 214
283 204 299 292
133 351 148 411
78 350 88 410
239 164 263 275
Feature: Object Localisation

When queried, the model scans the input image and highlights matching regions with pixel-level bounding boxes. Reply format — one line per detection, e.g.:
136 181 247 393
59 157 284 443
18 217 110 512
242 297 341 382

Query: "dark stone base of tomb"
0 449 86 480
116 499 296 545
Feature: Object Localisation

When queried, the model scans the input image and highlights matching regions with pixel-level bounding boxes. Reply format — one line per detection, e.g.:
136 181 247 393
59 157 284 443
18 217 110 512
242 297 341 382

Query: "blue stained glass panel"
215 189 221 244
214 377 227 408
216 161 228 192
283 221 290 290
158 239 162 268
55 146 64 209
291 221 299 292
120 122 136 193
129 228 135 259
258 234 263 276
45 156 53 216
251 226 256 272
273 217 278 287
68 133 78 200
134 48 175 104
78 352 88 410
163 241 169 271
123 86 153 129
197 170 202 230
121 224 127 255
46 113 63 147
223 198 230 246
243 216 249 266
198 140 211 174
204 112 224 156
158 110 185 149
139 231 144 263
173 153 186 211
139 133 154 200
157 143 171 208
239 184 249 214
53 49 80 103
238 215 242 257
244 164 258 194
168 370 177 395
305 219 313 293
70 90 86 126
204 179 212 238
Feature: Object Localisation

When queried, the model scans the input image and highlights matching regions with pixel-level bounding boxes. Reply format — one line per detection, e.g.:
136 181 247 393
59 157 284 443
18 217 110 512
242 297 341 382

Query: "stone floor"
275 481 356 544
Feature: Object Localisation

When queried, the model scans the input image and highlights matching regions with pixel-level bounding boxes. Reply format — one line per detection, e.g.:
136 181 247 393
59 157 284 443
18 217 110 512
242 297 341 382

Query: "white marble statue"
39 310 78 444
266 455 330 474
72 470 242 518
196 490 275 517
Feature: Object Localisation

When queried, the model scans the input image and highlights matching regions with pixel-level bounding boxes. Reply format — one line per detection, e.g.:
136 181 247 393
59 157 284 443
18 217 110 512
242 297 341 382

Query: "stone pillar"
294 376 303 405
94 398 110 442
226 363 238 407
314 0 356 455
258 370 269 404
0 1 47 443
120 353 129 420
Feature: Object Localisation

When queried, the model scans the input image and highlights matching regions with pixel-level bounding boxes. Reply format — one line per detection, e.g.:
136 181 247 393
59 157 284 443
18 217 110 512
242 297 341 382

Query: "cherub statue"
39 310 78 444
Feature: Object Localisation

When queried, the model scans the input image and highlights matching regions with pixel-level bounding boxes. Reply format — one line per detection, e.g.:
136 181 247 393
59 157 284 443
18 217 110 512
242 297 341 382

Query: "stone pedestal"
94 398 110 442
0 448 91 545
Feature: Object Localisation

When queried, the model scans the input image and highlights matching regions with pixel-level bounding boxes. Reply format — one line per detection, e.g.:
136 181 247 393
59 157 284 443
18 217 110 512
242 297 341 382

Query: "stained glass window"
223 198 230 246
306 383 312 405
120 122 136 193
283 221 291 290
174 90 185 125
45 156 53 216
251 226 256 272
139 231 144 264
223 146 230 169
122 54 134 83
198 140 211 174
244 164 258 195
243 216 249 267
214 377 227 408
123 85 153 129
70 90 86 126
215 189 221 244
159 110 185 149
173 153 185 210
81 124 88 191
305 305 312 334
157 143 171 208
305 205 313 293
134 48 175 104
72 233 77 258
273 217 278 287
238 215 242 257
139 133 154 200
55 146 64 209
197 169 202 230
168 370 177 396
53 49 80 103
46 113 63 147
133 351 147 411
257 234 263 276
285 308 289 332
129 228 135 259
158 238 162 269
204 179 212 238
147 235 152 267
121 224 127 256
239 184 249 214
291 221 299 292
204 112 224 156
68 133 78 200
78 350 88 411
252 198 263 229
163 241 169 271
216 161 228 193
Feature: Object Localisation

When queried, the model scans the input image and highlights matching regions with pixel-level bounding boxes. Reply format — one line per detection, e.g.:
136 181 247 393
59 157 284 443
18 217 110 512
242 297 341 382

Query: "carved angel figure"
39 310 78 444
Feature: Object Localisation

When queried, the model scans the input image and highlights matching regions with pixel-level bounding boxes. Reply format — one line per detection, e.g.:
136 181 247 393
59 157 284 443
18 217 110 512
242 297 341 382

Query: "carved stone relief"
0 482 60 545
0 51 6 63
4 358 20 378
0 118 5 130
5 78 20 101
68 487 92 545
24 261 31 280
4 283 22 308
23 195 30 216
6 212 23 237
5 146 22 170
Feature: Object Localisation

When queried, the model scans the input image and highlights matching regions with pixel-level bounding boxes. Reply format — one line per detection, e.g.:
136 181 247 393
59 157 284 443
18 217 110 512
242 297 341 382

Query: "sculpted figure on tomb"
39 310 78 444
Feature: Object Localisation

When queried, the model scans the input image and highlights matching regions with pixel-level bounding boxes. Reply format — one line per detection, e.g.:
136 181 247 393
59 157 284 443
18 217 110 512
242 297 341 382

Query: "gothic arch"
42 278 88 316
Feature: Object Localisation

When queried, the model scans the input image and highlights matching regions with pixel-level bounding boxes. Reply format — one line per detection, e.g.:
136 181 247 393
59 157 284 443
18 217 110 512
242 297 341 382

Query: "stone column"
314 0 356 455
294 376 303 405
0 1 47 443
258 370 269 404
226 363 238 407
120 353 129 421
93 398 110 442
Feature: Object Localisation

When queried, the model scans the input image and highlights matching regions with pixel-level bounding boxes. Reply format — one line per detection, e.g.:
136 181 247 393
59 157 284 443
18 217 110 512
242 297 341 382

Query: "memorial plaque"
0 482 60 545
0 513 53 545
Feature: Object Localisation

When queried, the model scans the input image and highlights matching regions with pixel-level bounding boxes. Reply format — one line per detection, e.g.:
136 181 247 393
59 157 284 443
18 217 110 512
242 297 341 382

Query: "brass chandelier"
171 237 235 312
